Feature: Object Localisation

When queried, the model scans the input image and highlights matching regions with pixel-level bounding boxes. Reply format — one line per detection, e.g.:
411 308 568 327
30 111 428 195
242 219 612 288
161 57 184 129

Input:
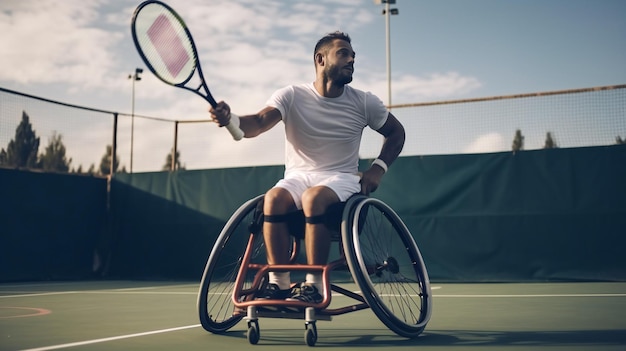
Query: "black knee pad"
304 215 325 224
264 214 291 223
264 211 305 239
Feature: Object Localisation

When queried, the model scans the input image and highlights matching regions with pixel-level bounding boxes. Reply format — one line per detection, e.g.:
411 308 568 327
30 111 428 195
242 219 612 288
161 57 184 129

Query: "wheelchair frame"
197 194 432 346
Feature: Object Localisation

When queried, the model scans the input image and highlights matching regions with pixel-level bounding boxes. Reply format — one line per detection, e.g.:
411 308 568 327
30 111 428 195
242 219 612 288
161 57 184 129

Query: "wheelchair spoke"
198 195 265 333
343 197 432 338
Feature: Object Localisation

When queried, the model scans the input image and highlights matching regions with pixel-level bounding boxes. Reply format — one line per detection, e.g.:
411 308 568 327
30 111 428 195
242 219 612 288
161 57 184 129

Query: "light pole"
375 0 398 109
128 68 142 173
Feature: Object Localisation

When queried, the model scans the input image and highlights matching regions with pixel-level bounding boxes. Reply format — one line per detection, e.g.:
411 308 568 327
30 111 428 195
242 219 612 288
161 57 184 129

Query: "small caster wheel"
304 322 317 346
247 321 260 345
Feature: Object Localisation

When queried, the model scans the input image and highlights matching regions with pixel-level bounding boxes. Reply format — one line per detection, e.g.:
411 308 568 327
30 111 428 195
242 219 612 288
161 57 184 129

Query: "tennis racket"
131 0 244 140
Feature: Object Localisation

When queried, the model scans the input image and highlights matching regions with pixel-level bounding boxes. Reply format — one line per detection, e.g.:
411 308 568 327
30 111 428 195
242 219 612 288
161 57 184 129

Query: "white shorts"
273 171 361 210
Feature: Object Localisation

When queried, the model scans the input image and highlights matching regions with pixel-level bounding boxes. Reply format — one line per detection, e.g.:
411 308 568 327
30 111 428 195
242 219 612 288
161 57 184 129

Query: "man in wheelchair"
210 31 405 304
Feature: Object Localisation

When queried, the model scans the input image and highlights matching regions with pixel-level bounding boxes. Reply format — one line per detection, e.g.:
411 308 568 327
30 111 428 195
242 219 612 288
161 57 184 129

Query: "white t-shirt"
266 82 388 174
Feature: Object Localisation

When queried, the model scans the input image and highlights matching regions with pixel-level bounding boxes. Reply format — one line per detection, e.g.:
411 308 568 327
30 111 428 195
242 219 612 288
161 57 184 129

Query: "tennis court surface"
1 280 625 351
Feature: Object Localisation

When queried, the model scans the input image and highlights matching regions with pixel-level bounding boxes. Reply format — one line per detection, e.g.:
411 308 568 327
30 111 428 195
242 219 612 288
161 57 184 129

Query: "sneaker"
256 283 291 300
286 283 323 304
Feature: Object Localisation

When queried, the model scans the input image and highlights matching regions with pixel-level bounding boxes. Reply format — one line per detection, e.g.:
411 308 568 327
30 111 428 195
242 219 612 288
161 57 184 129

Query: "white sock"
268 272 290 290
306 272 323 292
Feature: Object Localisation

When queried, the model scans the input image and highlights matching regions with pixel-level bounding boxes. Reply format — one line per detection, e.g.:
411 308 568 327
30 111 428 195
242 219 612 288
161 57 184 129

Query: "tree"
40 131 72 172
511 129 524 153
0 111 40 168
617 136 625 145
162 149 185 171
98 145 120 175
543 132 558 149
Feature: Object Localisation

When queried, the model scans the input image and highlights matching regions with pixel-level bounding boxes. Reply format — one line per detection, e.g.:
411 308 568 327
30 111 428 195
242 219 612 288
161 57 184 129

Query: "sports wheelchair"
197 194 432 346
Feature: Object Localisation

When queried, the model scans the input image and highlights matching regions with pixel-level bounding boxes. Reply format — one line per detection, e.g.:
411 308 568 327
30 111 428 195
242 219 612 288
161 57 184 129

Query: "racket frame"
131 0 243 140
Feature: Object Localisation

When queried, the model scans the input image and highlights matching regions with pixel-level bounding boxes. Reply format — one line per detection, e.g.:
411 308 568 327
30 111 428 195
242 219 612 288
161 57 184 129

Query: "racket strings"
133 3 197 85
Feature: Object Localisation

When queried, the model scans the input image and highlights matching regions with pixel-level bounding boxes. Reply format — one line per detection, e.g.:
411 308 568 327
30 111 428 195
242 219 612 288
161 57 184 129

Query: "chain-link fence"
1 84 625 174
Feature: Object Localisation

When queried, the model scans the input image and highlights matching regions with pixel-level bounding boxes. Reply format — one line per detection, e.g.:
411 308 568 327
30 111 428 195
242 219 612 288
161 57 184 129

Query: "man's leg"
301 186 339 265
262 187 297 296
287 186 339 304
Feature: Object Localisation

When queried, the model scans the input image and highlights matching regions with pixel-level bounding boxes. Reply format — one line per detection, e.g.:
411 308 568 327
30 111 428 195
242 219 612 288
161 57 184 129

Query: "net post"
172 120 179 171
111 113 118 176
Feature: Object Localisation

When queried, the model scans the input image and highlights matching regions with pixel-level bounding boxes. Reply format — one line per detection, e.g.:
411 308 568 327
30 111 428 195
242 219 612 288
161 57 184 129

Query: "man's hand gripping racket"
131 0 244 140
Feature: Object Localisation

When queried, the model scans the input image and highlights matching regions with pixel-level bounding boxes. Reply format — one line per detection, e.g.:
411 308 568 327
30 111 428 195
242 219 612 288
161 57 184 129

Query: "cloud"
354 70 482 106
0 0 122 89
0 0 482 110
393 72 483 102
463 132 506 154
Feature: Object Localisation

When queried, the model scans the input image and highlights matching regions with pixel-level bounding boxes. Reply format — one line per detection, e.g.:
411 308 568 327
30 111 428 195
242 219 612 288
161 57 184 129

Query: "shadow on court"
420 330 626 347
205 327 626 348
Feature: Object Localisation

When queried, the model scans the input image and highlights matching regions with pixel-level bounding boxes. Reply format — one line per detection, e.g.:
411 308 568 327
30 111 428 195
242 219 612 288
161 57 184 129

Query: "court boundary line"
434 293 626 298
3 289 626 299
0 291 198 298
0 291 80 299
0 306 51 319
0 284 200 299
19 324 201 351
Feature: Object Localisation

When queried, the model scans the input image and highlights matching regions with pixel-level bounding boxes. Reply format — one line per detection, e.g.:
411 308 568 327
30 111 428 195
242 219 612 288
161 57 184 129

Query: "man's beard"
327 65 353 86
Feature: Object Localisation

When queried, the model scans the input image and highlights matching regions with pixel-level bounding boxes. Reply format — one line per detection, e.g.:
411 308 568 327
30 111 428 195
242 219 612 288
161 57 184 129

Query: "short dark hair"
314 31 351 59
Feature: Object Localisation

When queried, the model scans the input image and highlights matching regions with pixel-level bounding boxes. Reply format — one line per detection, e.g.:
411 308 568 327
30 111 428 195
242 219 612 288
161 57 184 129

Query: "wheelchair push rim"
341 196 432 338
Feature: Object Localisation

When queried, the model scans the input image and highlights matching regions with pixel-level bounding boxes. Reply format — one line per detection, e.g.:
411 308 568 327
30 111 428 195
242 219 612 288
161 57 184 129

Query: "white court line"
0 291 198 298
4 288 625 299
0 284 199 298
19 324 201 351
0 291 80 299
111 284 198 291
81 291 197 295
434 293 626 298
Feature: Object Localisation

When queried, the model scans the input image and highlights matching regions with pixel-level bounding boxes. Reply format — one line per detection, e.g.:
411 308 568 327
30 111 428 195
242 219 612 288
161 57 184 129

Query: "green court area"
1 281 625 351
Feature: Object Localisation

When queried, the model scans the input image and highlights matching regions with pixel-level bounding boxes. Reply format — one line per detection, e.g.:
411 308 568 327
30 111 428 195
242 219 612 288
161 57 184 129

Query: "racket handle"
225 113 244 141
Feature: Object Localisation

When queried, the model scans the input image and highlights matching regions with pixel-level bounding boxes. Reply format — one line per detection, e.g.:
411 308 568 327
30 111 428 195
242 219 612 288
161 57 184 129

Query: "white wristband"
228 112 240 128
372 158 388 173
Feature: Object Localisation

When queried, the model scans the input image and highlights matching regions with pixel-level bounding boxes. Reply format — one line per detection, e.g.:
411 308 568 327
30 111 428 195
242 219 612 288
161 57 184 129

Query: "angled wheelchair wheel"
197 195 265 333
341 196 432 338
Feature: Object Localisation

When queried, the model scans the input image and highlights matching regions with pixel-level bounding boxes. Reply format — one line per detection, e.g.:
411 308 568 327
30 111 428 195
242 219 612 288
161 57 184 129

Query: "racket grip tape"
226 113 244 141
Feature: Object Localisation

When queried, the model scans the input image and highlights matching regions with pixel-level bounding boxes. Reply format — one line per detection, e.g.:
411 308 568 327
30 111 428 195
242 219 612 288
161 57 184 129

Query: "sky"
0 0 625 172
